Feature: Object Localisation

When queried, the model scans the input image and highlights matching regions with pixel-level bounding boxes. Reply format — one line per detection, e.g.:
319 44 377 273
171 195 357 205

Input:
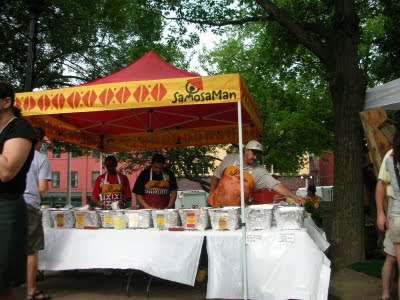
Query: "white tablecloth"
40 221 330 299
206 228 331 300
39 228 204 286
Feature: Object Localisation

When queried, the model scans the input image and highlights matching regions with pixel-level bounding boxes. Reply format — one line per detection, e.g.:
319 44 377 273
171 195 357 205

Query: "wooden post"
359 107 392 177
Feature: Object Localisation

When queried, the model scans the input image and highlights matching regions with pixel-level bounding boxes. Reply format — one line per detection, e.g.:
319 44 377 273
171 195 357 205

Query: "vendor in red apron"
91 155 132 210
133 154 178 209
208 140 304 207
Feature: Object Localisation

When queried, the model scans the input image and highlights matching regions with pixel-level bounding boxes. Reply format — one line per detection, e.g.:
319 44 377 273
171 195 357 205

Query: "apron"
142 171 170 209
100 173 124 210
208 163 256 208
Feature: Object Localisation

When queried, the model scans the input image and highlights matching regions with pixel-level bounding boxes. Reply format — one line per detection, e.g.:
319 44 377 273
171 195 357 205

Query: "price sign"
56 214 64 228
128 213 139 228
75 213 85 228
278 233 295 243
156 214 165 230
186 212 196 228
246 233 262 244
218 217 227 230
104 215 113 227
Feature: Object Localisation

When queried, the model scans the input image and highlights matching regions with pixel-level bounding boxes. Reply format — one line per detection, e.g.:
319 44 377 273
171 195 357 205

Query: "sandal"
26 290 51 300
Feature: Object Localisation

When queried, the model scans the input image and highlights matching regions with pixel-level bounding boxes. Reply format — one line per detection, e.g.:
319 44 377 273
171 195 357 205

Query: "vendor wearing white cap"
208 140 304 207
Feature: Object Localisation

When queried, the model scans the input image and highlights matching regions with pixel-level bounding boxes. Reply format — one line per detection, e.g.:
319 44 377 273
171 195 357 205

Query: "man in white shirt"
23 127 51 300
208 140 304 207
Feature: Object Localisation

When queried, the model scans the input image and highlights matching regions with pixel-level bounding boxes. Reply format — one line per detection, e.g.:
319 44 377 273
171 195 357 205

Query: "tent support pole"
237 101 248 300
66 151 71 205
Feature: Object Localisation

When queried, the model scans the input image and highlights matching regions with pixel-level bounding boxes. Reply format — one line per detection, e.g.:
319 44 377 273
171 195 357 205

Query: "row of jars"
42 204 305 231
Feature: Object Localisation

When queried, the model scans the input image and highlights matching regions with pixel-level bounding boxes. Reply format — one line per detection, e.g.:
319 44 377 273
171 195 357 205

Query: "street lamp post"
24 0 44 92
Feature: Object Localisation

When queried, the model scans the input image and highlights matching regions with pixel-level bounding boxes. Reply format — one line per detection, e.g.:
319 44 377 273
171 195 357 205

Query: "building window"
71 171 78 188
91 171 100 187
92 150 100 158
52 151 61 158
52 172 60 188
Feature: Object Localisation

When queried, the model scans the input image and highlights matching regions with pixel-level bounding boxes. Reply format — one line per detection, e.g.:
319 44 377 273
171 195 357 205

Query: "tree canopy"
0 0 189 90
200 24 333 174
159 0 387 266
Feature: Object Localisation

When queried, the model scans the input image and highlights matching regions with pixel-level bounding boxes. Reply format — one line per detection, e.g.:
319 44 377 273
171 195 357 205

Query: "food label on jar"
128 213 139 228
156 214 165 229
218 217 227 230
186 212 196 228
104 215 113 227
75 213 85 228
56 214 64 228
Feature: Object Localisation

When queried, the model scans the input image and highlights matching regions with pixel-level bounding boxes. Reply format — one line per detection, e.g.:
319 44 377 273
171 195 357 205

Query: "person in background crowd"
0 81 37 300
377 129 400 300
133 154 178 209
208 140 304 207
376 148 397 300
91 155 132 210
304 185 322 210
23 127 52 300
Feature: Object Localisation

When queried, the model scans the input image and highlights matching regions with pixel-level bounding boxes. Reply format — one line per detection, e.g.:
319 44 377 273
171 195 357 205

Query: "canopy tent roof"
16 51 262 152
365 78 400 110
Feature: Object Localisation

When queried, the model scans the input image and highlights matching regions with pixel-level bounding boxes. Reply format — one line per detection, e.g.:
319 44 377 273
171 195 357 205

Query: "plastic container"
125 209 153 229
179 208 210 230
98 210 116 229
273 206 305 230
50 209 75 229
112 210 126 230
208 207 240 231
73 210 101 229
151 209 179 230
41 208 57 228
245 204 275 231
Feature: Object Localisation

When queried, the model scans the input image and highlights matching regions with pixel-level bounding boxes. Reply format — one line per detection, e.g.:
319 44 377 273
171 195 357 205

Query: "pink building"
43 150 140 207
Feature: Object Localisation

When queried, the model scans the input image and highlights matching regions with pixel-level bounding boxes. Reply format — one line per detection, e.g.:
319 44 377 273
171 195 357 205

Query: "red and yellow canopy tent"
15 51 262 152
16 51 261 299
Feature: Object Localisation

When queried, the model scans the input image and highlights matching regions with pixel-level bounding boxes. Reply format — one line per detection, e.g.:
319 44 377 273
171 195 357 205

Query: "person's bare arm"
38 179 49 197
136 194 153 209
376 179 388 232
0 138 32 182
167 190 177 208
272 183 305 206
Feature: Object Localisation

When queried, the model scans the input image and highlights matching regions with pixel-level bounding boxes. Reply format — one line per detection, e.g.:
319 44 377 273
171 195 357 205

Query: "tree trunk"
327 5 367 266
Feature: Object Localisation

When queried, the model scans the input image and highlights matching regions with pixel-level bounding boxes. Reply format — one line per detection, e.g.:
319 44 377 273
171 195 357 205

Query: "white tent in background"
365 78 400 110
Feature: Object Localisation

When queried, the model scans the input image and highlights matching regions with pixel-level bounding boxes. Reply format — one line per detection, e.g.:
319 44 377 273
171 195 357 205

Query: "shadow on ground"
15 267 388 300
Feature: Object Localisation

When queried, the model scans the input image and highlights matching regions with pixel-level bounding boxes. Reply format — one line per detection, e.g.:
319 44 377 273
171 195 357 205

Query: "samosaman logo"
172 78 237 103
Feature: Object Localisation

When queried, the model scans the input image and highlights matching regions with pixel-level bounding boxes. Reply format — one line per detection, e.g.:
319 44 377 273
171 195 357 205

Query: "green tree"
368 0 400 84
161 0 373 266
200 26 333 174
0 0 189 90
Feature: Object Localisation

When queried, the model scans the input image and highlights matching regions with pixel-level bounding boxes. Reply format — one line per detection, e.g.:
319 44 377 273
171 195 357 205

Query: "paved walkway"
16 268 385 299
